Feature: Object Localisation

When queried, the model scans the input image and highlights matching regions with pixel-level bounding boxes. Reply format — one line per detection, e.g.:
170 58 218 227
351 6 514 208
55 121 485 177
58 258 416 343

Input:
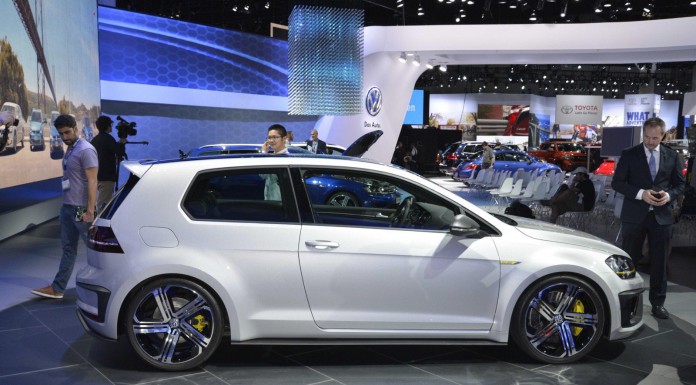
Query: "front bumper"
609 287 644 340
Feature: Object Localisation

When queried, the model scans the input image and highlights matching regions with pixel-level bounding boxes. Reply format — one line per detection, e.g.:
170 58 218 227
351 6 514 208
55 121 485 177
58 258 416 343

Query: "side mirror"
450 214 482 237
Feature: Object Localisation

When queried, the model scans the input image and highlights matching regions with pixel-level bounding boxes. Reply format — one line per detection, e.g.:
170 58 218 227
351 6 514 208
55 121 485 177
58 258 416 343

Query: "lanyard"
63 138 80 171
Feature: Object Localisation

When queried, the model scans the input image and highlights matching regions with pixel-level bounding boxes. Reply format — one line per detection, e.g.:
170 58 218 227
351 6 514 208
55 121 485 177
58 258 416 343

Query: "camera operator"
91 116 126 210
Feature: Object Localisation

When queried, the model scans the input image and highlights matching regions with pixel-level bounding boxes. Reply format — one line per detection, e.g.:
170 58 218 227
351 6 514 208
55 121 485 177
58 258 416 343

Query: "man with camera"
90 116 126 210
32 115 98 299
612 117 685 320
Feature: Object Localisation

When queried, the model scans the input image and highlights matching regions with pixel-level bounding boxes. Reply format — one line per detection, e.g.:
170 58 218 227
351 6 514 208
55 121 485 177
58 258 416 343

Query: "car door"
296 167 501 331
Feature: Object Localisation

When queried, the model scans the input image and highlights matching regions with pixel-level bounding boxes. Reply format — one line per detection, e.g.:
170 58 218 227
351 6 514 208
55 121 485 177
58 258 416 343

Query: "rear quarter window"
182 168 299 223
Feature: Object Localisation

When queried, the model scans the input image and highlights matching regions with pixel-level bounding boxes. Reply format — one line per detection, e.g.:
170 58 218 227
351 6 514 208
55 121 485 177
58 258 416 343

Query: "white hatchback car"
76 136 644 371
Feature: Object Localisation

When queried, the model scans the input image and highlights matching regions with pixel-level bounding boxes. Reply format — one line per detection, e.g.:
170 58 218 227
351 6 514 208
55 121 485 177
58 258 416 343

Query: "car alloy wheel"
126 278 223 371
511 275 605 364
327 191 359 207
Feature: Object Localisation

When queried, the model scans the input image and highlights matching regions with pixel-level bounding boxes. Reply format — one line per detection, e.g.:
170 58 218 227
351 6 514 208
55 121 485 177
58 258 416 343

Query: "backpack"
504 200 535 219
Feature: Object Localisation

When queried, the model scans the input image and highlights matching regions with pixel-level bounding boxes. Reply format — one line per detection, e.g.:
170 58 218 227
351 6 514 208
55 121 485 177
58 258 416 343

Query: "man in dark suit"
612 117 685 320
306 129 327 154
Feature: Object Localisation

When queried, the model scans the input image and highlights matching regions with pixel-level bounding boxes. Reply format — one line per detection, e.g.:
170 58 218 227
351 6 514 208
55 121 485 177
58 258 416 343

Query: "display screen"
0 1 100 206
601 126 640 157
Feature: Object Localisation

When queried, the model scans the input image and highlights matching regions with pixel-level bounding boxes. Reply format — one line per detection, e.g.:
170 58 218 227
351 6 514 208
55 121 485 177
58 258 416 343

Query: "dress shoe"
651 305 669 319
31 285 64 299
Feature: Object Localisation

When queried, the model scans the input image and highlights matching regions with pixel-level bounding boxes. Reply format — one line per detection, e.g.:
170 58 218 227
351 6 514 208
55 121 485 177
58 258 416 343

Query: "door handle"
305 240 339 250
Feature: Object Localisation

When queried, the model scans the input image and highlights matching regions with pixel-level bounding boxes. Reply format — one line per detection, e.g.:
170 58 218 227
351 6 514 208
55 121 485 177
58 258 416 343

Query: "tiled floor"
1 177 696 385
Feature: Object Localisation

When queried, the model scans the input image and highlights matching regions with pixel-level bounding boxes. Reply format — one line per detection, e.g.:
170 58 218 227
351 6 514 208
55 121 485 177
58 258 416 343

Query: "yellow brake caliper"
190 314 209 332
572 300 584 336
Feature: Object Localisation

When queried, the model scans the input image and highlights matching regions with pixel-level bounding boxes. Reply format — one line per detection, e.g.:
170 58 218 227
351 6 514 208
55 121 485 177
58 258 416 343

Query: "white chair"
518 177 539 201
499 179 524 204
489 177 514 205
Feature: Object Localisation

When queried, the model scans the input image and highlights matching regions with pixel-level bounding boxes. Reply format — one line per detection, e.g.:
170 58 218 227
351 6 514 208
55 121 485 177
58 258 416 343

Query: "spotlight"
439 64 447 72
398 52 407 63
426 62 434 69
413 55 421 66
529 11 537 20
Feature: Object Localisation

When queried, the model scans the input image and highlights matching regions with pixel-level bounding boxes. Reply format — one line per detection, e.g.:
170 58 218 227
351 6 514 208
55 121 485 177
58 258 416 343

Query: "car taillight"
466 163 478 170
446 154 457 160
87 226 124 253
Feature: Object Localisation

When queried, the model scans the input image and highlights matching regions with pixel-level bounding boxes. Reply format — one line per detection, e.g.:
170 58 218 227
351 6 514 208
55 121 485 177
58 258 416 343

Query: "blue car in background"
29 108 46 151
49 111 64 160
453 149 561 180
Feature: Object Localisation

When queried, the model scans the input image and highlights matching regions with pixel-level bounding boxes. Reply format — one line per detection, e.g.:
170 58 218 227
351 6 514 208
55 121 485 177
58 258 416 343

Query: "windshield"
556 143 586 153
31 111 42 121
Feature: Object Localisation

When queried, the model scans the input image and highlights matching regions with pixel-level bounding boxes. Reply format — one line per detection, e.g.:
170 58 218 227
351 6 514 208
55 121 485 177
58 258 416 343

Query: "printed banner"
555 95 603 125
624 94 660 127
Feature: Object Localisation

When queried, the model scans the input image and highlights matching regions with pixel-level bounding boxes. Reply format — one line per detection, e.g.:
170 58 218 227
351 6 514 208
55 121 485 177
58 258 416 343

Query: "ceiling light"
264 2 270 9
604 2 611 7
595 7 602 12
529 11 537 20
426 62 434 69
439 65 448 72
398 52 407 63
413 56 421 66
456 17 460 22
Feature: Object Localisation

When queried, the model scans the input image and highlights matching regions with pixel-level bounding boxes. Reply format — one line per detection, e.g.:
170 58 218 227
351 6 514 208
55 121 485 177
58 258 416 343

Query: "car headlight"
605 255 636 279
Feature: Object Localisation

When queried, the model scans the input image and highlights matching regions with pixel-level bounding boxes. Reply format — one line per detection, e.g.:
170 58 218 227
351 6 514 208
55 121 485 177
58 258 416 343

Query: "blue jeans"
52 204 90 293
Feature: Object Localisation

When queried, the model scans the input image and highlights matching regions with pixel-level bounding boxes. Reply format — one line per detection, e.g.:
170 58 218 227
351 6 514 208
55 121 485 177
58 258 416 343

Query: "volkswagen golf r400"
76 145 644 371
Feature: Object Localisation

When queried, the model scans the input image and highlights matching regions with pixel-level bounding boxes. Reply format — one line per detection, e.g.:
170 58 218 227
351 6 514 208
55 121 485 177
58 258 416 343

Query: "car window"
517 153 531 162
461 144 478 153
443 142 460 155
101 173 140 220
183 168 298 223
495 152 505 161
503 152 517 162
299 168 459 230
557 143 585 153
539 143 550 150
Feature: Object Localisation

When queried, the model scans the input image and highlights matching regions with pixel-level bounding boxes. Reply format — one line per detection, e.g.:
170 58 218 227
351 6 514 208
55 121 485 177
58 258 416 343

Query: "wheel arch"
117 273 234 339
495 268 613 342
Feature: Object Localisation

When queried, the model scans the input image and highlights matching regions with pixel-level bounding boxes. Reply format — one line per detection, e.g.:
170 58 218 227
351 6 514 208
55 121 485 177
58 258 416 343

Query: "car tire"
510 275 605 364
125 278 224 371
11 132 17 153
326 191 359 207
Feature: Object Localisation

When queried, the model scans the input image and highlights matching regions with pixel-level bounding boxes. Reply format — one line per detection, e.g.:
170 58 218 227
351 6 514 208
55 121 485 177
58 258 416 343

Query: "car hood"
508 215 624 255
342 130 383 157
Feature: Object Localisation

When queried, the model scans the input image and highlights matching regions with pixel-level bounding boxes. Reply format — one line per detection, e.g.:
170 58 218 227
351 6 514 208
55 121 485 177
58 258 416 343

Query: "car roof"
123 153 393 179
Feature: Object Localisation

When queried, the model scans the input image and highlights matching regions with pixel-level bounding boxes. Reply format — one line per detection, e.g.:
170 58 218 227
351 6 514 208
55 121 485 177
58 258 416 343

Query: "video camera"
115 115 137 139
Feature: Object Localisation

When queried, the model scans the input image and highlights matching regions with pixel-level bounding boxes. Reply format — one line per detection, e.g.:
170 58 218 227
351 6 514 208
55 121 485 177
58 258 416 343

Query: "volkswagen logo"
561 105 574 114
365 87 383 116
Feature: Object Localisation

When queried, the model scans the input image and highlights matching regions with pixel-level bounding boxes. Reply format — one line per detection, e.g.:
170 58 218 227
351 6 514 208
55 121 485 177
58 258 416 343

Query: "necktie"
648 150 656 181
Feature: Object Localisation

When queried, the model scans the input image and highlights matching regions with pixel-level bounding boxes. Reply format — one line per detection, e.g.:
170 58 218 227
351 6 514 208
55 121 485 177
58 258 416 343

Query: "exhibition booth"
1 4 695 242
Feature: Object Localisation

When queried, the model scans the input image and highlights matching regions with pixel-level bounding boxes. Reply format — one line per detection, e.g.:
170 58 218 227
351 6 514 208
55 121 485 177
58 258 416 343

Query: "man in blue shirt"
32 115 98 299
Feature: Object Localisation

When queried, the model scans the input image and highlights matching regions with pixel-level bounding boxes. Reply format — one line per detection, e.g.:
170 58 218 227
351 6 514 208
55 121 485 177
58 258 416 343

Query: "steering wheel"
390 196 414 226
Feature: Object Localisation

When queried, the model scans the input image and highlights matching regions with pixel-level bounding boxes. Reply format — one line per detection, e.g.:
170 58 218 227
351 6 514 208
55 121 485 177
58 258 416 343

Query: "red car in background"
595 158 688 177
503 106 529 136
